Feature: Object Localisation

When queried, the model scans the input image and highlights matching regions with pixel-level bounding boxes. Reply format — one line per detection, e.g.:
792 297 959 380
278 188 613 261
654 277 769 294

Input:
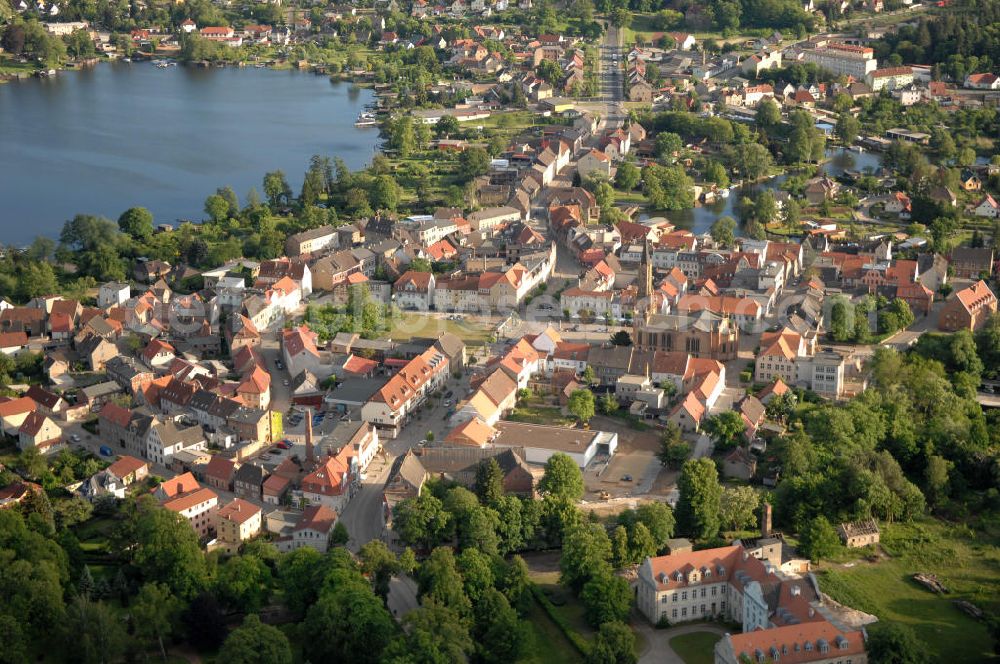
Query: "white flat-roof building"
492 421 617 468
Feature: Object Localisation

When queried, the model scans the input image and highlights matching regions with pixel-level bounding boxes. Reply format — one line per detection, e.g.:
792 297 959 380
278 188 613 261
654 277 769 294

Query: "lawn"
386 311 493 344
506 405 575 427
0 55 38 77
519 594 584 664
528 570 649 659
668 631 721 664
817 518 998 662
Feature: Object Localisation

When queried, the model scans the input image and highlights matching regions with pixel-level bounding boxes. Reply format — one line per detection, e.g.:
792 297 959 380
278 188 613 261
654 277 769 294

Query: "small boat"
254 63 266 68
355 112 378 127
719 188 730 198
123 57 132 63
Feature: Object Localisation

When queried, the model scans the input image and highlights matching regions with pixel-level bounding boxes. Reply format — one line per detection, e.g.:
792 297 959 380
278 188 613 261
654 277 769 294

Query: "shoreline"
1 54 373 85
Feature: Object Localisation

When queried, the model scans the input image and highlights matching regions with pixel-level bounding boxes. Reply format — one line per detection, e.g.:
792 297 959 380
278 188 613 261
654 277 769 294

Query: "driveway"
635 622 729 664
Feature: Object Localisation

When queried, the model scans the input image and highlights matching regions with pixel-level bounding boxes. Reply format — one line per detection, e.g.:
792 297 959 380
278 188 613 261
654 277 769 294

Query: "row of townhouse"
361 347 451 438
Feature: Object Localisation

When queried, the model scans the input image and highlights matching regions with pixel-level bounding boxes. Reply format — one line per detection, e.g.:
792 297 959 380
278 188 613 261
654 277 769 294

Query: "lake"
0 62 379 246
656 147 885 236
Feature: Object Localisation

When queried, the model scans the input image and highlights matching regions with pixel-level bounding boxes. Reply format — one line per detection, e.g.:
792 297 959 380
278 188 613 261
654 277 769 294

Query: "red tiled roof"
158 472 200 498
0 332 28 349
217 498 261 525
163 487 218 513
107 455 147 478
99 402 132 429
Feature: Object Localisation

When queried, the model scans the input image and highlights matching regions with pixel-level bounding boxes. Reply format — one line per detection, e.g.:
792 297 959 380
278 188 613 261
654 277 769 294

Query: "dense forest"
873 0 1000 81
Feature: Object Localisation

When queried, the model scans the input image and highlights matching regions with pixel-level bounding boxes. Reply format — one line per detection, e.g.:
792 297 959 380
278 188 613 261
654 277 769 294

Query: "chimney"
761 502 773 538
305 407 315 464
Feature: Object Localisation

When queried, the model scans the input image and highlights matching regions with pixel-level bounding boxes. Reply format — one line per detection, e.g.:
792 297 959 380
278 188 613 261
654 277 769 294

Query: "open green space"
817 518 998 662
668 631 721 664
506 404 575 427
386 311 493 344
519 594 584 664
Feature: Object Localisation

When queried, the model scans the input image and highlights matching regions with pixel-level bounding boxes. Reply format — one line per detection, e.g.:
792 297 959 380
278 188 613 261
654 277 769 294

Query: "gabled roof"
294 504 337 533
444 416 497 447
107 455 147 479
157 472 200 498
217 498 261 525
99 402 132 429
204 455 236 483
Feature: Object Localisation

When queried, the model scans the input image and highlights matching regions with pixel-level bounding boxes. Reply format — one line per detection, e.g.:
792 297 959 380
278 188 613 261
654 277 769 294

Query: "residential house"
939 280 997 332
203 455 237 492
98 282 130 309
161 482 219 538
277 505 338 553
216 498 263 553
949 247 994 279
394 271 436 310
18 411 62 452
577 148 612 180
361 347 450 438
301 445 355 513
975 194 1000 218
233 462 268 500
146 420 207 466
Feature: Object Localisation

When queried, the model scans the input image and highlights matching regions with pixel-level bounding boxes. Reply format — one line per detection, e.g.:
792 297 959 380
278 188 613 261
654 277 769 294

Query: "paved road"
635 622 729 664
598 23 625 128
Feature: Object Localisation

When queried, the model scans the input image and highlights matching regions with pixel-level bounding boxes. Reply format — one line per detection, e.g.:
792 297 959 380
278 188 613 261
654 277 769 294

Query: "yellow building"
216 498 263 554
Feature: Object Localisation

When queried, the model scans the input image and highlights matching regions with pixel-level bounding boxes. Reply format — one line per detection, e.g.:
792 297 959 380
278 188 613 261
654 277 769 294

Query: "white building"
98 282 130 309
491 421 617 468
800 43 877 79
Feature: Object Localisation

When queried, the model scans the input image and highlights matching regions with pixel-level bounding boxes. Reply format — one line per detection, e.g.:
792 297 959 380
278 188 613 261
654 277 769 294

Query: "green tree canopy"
217 614 293 664
676 458 722 540
539 453 585 501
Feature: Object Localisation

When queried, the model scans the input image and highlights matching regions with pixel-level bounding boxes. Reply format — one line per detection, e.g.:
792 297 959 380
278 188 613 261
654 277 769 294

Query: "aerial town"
1 0 1000 661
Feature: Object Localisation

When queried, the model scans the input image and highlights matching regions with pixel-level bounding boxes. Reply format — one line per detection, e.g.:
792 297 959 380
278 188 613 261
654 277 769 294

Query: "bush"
739 371 752 383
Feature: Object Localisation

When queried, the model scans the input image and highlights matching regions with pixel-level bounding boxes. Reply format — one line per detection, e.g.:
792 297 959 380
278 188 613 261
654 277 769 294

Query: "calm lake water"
0 62 378 246
661 147 885 236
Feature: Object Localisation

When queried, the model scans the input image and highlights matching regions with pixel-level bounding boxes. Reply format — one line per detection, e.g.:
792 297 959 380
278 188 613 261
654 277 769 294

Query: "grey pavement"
635 622 729 664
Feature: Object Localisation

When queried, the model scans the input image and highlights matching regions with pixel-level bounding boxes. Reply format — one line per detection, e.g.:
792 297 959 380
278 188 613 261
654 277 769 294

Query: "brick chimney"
305 407 315 464
761 502 773 538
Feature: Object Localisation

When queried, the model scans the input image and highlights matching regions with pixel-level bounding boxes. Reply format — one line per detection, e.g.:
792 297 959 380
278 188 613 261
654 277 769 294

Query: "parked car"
70 434 81 443
621 475 633 482
276 440 291 450
99 445 113 456
444 400 452 407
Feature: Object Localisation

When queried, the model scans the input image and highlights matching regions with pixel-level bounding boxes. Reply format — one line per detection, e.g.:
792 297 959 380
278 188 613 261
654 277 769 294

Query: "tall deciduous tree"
117 207 154 241
799 516 840 560
131 582 182 661
217 615 293 664
303 572 394 664
720 486 760 532
560 523 612 591
676 458 722 540
581 573 632 627
539 453 585 501
586 621 637 664
710 216 736 248
568 389 596 425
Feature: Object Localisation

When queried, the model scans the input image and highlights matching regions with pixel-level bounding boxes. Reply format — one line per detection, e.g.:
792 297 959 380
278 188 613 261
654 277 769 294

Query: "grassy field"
519 594 584 664
668 631 721 664
506 405 575 427
386 311 494 344
0 55 39 77
528 570 651 660
817 518 999 662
